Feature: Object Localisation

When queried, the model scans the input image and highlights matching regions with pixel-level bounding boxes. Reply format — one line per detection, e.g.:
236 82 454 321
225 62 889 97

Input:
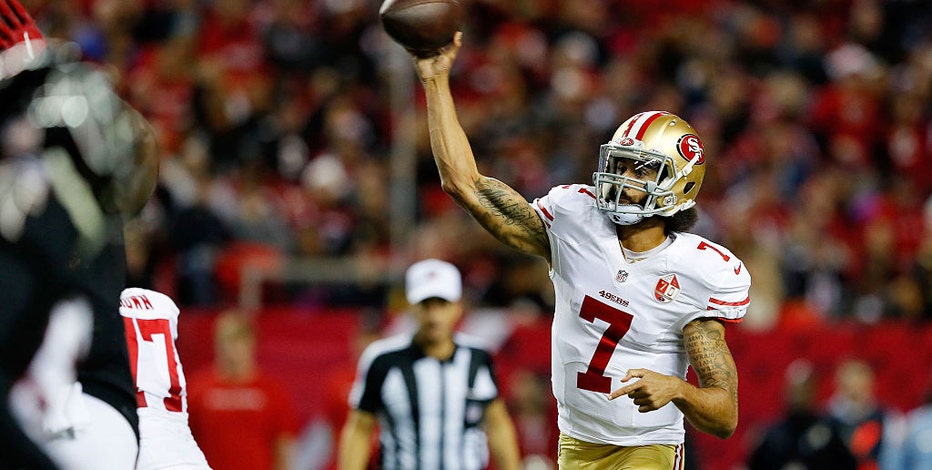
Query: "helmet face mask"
592 111 706 226
594 142 676 225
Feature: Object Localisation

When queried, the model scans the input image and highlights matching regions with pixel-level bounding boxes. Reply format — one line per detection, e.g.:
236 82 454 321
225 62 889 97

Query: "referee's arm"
338 409 377 470
483 398 522 470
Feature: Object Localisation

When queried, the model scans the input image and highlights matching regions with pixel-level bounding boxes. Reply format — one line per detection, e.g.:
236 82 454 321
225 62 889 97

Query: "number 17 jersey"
531 184 751 446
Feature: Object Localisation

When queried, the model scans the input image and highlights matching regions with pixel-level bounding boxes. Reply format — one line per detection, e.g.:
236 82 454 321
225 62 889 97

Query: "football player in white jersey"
120 287 212 470
411 32 750 469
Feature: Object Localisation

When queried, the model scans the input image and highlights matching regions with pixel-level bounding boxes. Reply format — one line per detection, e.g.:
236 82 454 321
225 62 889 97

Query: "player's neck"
416 334 456 360
615 218 667 252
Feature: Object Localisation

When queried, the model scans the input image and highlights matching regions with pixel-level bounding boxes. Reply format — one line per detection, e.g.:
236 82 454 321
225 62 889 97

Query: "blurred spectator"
908 235 932 322
193 0 273 174
748 359 856 470
187 310 299 470
169 176 232 306
827 359 904 470
891 372 932 470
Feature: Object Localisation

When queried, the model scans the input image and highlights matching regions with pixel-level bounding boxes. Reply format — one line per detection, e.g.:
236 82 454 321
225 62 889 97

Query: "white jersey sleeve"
120 287 186 415
672 234 750 326
120 288 212 470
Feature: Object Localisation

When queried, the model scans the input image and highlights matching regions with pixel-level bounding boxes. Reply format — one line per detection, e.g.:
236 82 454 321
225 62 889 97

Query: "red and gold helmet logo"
676 134 705 165
619 137 635 147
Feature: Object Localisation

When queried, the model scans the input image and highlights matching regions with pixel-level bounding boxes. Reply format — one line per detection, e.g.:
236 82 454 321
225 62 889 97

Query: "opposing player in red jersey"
411 33 750 469
120 288 212 470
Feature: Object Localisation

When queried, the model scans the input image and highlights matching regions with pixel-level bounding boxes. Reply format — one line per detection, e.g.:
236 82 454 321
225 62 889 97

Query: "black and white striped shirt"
349 333 501 470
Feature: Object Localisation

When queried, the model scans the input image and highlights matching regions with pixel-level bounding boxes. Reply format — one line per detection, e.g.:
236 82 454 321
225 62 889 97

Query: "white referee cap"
405 259 462 305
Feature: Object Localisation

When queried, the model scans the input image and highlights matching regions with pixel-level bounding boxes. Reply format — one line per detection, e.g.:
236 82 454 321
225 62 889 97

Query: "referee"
339 259 521 470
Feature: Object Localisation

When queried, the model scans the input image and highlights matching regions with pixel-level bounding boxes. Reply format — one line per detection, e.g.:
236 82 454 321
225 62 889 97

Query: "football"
379 0 465 57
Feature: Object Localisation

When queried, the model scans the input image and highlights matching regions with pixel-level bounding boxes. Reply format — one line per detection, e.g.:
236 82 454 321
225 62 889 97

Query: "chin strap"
609 206 646 226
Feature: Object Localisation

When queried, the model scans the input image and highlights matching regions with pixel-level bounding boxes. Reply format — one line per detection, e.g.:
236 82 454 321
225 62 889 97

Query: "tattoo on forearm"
686 324 738 404
474 178 548 248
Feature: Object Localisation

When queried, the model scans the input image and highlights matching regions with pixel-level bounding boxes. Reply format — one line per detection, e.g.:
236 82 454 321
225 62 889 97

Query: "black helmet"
1 40 148 207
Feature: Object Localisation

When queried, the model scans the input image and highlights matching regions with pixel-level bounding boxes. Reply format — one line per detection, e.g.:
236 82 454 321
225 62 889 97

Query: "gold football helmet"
592 111 707 225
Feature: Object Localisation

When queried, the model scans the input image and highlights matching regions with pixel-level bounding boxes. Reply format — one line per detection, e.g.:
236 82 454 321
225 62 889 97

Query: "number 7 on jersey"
576 295 634 393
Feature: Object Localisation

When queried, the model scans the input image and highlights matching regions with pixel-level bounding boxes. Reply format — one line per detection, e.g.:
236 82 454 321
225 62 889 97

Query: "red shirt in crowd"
186 369 300 470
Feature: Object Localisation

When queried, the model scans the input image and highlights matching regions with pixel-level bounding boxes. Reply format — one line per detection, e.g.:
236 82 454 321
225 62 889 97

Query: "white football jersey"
531 184 750 446
120 287 211 470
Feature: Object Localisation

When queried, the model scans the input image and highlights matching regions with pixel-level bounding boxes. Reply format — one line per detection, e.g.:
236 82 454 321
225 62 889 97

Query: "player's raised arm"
413 32 550 261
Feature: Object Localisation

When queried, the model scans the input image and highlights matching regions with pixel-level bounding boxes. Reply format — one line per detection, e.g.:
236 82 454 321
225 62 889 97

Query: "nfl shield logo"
615 270 629 283
654 274 681 303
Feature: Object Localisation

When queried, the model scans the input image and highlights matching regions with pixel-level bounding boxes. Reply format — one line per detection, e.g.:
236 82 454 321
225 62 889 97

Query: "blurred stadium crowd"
24 0 932 325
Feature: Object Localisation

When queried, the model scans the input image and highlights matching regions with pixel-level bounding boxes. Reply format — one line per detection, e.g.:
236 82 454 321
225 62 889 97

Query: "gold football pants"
558 433 684 470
